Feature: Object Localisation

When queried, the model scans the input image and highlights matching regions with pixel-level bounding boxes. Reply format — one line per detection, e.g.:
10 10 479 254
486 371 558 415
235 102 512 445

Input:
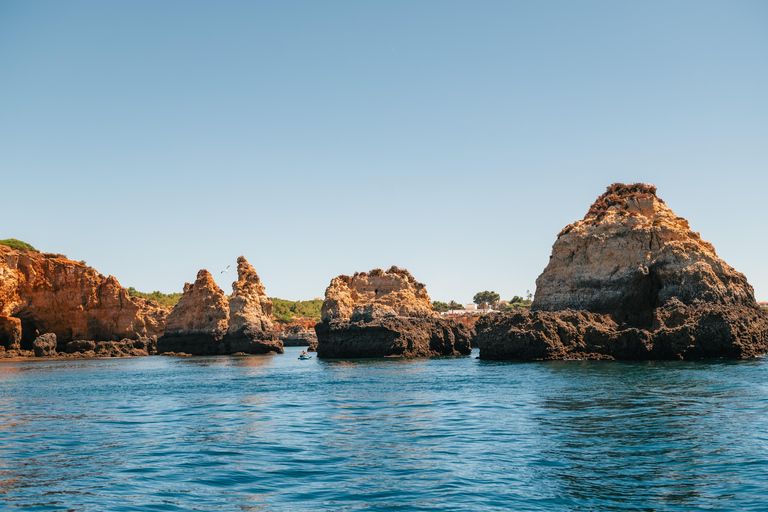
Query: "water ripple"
1 350 768 510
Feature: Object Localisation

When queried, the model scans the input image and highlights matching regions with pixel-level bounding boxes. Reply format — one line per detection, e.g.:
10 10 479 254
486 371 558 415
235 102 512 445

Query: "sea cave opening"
13 310 41 351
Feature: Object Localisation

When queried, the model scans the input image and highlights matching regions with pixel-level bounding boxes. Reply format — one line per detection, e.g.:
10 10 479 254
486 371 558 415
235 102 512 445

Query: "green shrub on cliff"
271 298 323 320
127 287 183 307
0 238 38 252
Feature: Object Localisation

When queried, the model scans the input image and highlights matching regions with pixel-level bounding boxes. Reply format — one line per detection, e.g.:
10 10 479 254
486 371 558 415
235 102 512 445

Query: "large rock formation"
533 183 755 323
476 183 768 360
157 257 281 355
0 245 169 353
321 267 434 321
226 256 282 354
156 269 230 355
315 266 472 358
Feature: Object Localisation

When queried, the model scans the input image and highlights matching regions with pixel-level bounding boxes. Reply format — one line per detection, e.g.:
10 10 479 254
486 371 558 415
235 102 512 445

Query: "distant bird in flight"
221 265 230 274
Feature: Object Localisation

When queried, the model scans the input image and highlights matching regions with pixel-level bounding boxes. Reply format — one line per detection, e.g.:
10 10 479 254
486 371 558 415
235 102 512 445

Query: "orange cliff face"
0 245 169 350
156 256 281 355
320 266 436 323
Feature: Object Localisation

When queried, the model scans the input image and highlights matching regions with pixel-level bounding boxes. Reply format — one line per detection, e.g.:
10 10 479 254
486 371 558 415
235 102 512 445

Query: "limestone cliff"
0 245 169 352
533 183 755 323
316 266 471 358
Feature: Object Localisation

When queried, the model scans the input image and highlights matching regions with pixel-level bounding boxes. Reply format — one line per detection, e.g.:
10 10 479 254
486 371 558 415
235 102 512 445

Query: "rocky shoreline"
2 183 767 362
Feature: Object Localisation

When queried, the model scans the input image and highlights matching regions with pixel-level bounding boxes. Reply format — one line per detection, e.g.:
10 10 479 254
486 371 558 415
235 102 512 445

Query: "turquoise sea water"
2 347 768 511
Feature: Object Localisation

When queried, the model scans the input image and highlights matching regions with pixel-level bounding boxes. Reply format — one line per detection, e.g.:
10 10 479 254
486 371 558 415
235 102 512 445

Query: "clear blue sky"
2 0 767 303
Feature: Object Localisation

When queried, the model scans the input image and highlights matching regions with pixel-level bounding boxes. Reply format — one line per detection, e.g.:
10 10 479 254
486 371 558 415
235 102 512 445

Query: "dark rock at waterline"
66 340 97 353
33 333 57 357
316 267 470 358
279 324 318 347
315 315 473 359
475 301 768 361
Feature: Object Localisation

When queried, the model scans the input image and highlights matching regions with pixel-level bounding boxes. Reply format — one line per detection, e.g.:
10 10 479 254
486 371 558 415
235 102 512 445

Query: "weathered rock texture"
478 183 768 360
321 266 435 322
316 267 472 358
0 245 169 353
226 256 282 354
32 333 57 357
533 183 756 324
476 302 768 360
157 258 281 355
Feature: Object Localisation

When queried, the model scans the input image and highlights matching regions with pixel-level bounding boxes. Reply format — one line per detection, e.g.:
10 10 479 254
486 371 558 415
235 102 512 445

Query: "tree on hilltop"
432 301 450 312
473 291 500 310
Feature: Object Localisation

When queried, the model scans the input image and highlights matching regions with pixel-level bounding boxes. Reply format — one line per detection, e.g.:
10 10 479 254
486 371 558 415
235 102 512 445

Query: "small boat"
299 355 311 360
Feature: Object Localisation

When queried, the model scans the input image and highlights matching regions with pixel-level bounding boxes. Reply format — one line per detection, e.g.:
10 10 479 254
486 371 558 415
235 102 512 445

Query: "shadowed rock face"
316 315 473 359
480 183 768 360
533 183 755 325
316 267 472 358
157 258 281 355
0 245 169 350
476 302 768 361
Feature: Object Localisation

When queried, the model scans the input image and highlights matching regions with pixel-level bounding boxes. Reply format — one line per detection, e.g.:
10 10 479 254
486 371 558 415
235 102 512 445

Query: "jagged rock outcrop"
316 267 472 358
226 256 282 354
33 333 57 357
476 302 768 360
478 183 768 360
321 266 435 322
533 183 756 324
0 245 169 353
157 257 281 355
156 270 230 355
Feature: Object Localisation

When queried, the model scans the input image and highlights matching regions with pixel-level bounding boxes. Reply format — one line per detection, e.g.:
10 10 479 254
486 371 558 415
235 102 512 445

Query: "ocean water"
2 347 768 511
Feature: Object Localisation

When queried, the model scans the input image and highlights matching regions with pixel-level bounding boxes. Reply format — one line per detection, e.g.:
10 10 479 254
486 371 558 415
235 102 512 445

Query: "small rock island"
315 266 473 358
475 183 768 360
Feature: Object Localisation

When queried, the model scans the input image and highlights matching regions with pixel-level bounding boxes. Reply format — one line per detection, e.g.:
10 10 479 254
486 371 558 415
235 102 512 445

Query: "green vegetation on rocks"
0 238 37 252
127 287 183 307
271 298 323 321
432 301 450 312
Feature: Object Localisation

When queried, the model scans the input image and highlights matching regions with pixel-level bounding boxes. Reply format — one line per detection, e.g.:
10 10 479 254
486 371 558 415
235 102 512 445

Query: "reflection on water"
1 349 768 510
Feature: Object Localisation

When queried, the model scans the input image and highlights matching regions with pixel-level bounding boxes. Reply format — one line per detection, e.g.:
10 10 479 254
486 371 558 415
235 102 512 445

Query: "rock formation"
476 183 768 360
315 266 473 358
321 267 434 322
533 183 755 323
0 245 169 354
156 269 230 355
226 256 282 354
32 333 57 357
156 257 281 355
276 321 318 349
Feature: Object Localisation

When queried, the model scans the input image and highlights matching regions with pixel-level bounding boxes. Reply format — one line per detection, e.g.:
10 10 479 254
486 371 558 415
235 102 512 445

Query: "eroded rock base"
315 317 473 359
476 302 768 360
157 333 282 356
